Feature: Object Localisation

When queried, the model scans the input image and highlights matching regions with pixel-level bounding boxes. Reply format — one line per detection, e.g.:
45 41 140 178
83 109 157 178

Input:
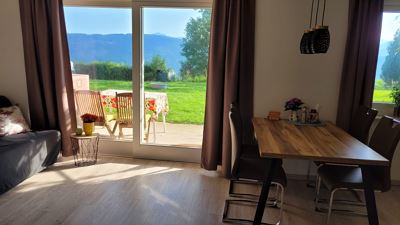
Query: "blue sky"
381 13 400 41
64 7 201 37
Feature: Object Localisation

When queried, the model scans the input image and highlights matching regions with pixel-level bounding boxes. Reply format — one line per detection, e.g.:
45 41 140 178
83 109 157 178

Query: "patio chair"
113 92 134 138
74 90 114 136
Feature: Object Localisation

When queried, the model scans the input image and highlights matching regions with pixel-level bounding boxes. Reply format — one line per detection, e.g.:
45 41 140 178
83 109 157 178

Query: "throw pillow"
0 106 31 136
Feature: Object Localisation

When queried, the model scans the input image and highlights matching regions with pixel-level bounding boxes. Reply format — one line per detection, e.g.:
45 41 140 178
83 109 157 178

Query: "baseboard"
392 180 400 186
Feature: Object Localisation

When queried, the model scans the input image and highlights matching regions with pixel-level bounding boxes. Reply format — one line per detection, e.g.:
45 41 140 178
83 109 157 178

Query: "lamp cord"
309 0 315 29
315 0 320 27
322 0 327 26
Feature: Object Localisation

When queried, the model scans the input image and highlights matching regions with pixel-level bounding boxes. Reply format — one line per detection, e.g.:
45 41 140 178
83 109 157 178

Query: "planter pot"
289 110 298 122
83 122 95 136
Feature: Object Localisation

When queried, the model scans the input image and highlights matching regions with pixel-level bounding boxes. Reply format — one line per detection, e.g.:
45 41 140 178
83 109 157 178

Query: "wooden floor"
0 156 399 225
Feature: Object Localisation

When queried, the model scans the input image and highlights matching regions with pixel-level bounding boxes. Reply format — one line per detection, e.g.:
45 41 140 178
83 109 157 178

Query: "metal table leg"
361 166 380 225
253 158 278 225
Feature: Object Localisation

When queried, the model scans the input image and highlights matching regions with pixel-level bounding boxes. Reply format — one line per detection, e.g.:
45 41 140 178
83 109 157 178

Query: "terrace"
72 74 205 148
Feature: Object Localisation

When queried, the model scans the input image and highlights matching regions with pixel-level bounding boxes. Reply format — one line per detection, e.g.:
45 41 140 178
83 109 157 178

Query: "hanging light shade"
300 0 315 54
312 0 330 53
313 25 330 53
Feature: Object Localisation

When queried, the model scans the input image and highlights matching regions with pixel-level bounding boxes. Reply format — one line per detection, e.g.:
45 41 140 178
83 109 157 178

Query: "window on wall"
373 12 400 104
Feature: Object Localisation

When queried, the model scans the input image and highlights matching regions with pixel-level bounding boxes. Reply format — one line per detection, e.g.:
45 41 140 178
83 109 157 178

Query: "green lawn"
90 80 206 124
373 89 391 103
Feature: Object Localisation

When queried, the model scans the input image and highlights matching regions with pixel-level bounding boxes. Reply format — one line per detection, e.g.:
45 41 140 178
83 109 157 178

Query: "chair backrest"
349 106 378 144
74 90 106 124
369 116 400 192
116 92 133 124
229 103 243 177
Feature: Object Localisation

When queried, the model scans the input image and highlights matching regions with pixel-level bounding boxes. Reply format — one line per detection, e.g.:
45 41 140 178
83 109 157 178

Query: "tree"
144 55 169 81
180 9 211 78
382 29 400 87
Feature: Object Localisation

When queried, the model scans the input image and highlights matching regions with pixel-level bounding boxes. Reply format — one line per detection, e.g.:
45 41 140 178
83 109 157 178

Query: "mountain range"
68 33 391 80
67 33 184 74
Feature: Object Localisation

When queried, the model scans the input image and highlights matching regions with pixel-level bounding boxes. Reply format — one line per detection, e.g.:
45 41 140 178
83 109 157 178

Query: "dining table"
251 117 389 225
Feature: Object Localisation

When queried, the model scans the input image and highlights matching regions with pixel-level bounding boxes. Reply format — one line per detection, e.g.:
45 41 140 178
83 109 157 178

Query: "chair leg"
152 118 156 143
145 117 151 142
112 121 118 135
326 189 339 225
119 124 124 138
162 113 166 133
105 122 115 137
222 199 280 225
229 179 262 199
306 161 314 188
314 175 322 211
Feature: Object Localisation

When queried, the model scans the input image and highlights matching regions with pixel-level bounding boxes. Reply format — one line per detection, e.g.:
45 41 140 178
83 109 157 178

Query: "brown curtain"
201 0 255 177
19 0 77 156
336 0 383 131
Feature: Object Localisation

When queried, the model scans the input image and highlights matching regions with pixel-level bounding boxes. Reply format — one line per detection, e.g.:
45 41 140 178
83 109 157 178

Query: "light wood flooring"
0 156 399 225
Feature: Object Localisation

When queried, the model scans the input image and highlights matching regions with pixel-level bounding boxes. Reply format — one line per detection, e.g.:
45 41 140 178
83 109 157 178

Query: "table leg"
253 158 278 225
361 166 380 225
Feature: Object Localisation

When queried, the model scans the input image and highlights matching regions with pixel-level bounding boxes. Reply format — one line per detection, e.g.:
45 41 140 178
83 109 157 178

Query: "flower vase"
289 110 298 122
83 122 94 136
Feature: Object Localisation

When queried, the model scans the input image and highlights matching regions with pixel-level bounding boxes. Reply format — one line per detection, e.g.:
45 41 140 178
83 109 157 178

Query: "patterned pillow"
0 106 31 136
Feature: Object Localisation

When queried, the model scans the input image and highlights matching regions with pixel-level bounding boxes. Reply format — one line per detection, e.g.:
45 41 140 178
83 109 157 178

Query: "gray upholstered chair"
307 106 378 187
223 104 287 224
315 116 400 225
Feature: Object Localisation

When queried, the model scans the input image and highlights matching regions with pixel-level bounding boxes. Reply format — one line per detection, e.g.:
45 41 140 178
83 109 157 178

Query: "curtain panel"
201 0 255 177
336 0 383 131
19 0 77 156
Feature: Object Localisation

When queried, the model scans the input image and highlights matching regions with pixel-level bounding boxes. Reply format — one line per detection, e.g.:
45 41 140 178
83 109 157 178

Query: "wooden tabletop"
252 118 389 166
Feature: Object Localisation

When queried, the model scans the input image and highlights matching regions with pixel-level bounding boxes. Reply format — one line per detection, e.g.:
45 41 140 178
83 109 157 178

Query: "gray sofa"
0 96 61 194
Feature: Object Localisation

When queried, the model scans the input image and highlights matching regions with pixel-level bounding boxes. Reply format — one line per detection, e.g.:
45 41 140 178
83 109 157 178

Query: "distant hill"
67 33 184 74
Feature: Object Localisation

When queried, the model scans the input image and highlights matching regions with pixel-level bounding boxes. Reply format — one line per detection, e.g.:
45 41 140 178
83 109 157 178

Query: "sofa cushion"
0 106 31 136
0 130 61 194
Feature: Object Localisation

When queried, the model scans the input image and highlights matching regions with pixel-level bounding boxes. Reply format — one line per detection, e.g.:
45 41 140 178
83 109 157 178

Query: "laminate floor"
0 156 399 225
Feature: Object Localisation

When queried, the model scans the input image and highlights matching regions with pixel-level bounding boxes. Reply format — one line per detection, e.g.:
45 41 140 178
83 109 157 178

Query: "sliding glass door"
64 6 133 141
140 7 211 148
64 0 212 162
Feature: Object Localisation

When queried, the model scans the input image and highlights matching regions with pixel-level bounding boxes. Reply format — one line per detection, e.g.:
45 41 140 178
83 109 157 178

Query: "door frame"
63 0 212 163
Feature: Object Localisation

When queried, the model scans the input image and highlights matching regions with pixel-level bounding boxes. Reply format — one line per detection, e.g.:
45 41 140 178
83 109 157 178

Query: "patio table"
100 90 169 128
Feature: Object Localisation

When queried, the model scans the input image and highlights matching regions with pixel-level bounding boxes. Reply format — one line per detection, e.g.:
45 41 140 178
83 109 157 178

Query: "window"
373 12 400 104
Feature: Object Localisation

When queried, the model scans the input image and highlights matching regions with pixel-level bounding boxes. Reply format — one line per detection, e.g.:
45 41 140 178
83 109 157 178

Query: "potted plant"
390 86 400 117
284 98 304 121
81 113 98 136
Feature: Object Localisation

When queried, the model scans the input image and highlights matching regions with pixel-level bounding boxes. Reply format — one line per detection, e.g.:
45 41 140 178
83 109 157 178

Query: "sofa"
0 96 61 194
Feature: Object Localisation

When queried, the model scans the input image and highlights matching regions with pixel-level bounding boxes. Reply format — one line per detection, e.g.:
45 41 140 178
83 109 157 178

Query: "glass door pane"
64 6 133 140
141 7 211 148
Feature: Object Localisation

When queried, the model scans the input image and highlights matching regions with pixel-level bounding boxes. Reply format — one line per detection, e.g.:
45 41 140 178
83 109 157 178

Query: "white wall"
0 0 29 119
254 0 349 176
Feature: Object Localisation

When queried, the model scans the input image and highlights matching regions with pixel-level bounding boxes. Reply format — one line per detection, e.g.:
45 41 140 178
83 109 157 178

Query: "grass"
90 80 206 124
373 89 392 103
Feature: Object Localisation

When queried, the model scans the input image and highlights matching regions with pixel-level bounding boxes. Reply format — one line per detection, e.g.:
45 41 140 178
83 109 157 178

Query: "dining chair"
223 104 287 224
112 92 133 138
74 90 114 136
307 106 378 187
315 116 400 225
